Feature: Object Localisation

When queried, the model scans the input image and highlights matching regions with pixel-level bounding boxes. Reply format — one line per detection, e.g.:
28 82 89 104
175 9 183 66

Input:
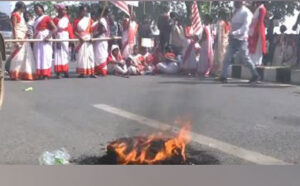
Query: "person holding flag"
248 1 267 66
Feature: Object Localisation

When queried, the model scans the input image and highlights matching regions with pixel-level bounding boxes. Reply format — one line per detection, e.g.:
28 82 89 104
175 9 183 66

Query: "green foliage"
27 1 56 17
25 1 300 26
264 1 300 21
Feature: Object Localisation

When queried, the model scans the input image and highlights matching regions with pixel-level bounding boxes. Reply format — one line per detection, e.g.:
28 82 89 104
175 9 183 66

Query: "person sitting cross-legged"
126 45 145 75
107 45 129 77
156 46 180 74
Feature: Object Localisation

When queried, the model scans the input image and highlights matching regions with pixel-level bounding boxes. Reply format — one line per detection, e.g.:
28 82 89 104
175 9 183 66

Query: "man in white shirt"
217 1 260 83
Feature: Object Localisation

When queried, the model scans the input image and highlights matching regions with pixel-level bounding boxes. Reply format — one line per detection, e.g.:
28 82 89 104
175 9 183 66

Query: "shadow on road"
158 80 248 85
223 84 292 89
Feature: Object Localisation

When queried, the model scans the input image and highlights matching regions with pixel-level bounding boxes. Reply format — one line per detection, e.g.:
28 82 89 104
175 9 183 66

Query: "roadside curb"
291 69 300 85
230 65 292 84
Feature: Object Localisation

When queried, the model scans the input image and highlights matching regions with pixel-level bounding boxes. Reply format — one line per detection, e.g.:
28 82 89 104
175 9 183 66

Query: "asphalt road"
0 74 300 164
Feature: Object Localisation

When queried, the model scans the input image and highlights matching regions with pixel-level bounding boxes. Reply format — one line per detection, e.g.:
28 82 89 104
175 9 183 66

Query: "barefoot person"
33 3 57 80
9 2 36 80
73 4 96 78
93 8 110 76
217 1 260 83
53 4 74 78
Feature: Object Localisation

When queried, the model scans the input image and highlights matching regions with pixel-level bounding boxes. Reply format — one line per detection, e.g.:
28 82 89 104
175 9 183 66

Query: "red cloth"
73 17 93 34
164 52 176 60
11 12 21 23
107 53 123 64
224 21 231 33
185 26 192 38
54 64 69 73
128 22 138 45
248 4 267 54
35 15 52 31
53 16 74 38
95 63 107 76
142 54 154 65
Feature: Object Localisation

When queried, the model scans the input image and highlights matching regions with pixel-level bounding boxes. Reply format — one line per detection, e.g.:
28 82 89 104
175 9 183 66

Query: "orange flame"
107 124 191 165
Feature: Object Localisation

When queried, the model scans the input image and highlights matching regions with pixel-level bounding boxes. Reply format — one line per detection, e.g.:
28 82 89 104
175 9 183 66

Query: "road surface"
0 74 300 164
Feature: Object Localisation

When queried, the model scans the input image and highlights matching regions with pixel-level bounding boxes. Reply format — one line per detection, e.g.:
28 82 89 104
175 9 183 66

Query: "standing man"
248 1 267 66
217 1 260 83
157 5 172 52
169 12 186 55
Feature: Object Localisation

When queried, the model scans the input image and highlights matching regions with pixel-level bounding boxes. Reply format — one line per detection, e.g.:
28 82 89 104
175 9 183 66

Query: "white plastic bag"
39 148 70 165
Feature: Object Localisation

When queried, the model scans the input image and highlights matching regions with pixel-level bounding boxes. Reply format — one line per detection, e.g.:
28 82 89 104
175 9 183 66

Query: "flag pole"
130 5 133 16
209 1 212 15
100 1 108 18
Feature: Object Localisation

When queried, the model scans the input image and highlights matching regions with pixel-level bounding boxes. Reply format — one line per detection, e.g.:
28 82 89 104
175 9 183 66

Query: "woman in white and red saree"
121 13 139 59
198 15 214 78
73 5 96 78
9 2 36 80
127 46 145 75
248 2 267 66
140 47 155 75
107 45 128 76
53 4 74 78
33 3 57 80
93 8 110 76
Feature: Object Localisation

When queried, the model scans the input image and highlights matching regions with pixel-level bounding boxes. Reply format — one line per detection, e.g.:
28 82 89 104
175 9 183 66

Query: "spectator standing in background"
157 5 172 52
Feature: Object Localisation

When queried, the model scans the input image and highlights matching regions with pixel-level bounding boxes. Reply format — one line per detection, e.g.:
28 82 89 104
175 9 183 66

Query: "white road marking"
93 104 291 165
19 81 33 83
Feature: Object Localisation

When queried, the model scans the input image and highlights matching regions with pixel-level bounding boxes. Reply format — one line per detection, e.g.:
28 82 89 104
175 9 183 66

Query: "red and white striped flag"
191 1 202 35
111 1 130 16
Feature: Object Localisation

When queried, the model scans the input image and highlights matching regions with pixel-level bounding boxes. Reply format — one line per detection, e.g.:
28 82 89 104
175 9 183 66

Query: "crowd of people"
6 1 270 83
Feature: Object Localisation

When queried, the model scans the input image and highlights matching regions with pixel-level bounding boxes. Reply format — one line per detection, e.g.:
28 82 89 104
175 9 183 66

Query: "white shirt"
230 6 253 40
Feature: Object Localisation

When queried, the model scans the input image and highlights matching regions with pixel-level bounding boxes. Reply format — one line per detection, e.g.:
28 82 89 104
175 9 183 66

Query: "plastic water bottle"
39 148 70 165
